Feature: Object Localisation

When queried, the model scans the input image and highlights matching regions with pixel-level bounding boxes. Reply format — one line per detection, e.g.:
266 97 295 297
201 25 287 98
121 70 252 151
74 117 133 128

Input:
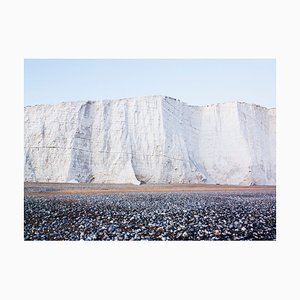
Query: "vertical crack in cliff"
25 150 36 181
127 101 144 185
67 101 95 183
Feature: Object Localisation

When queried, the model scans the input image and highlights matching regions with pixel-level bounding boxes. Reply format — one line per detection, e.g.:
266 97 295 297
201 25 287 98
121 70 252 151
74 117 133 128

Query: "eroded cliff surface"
24 96 276 185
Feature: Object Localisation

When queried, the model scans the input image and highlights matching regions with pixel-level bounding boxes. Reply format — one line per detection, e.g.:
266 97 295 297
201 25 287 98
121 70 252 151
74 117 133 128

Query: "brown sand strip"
25 185 275 196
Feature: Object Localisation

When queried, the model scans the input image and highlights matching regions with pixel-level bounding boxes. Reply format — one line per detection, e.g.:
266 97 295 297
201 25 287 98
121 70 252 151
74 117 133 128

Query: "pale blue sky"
24 59 275 108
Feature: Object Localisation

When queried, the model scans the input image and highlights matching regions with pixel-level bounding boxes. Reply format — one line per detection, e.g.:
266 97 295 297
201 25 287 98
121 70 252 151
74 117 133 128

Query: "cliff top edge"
24 95 275 110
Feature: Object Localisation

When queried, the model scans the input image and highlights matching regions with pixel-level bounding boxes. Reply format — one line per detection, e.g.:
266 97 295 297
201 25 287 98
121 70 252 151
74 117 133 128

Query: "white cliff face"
24 96 276 185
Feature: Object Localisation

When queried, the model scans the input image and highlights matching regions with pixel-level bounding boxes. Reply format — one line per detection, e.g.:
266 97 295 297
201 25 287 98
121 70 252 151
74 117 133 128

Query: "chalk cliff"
24 96 276 185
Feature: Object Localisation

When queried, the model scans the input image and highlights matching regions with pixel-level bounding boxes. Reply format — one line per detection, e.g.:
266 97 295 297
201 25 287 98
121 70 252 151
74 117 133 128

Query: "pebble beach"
24 189 276 241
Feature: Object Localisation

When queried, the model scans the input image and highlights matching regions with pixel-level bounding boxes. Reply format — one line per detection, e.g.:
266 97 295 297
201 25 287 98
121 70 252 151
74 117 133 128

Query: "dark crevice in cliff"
67 101 95 183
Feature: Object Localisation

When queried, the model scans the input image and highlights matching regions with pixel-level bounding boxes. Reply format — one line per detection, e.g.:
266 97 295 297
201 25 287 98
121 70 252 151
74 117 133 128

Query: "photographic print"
24 59 276 241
